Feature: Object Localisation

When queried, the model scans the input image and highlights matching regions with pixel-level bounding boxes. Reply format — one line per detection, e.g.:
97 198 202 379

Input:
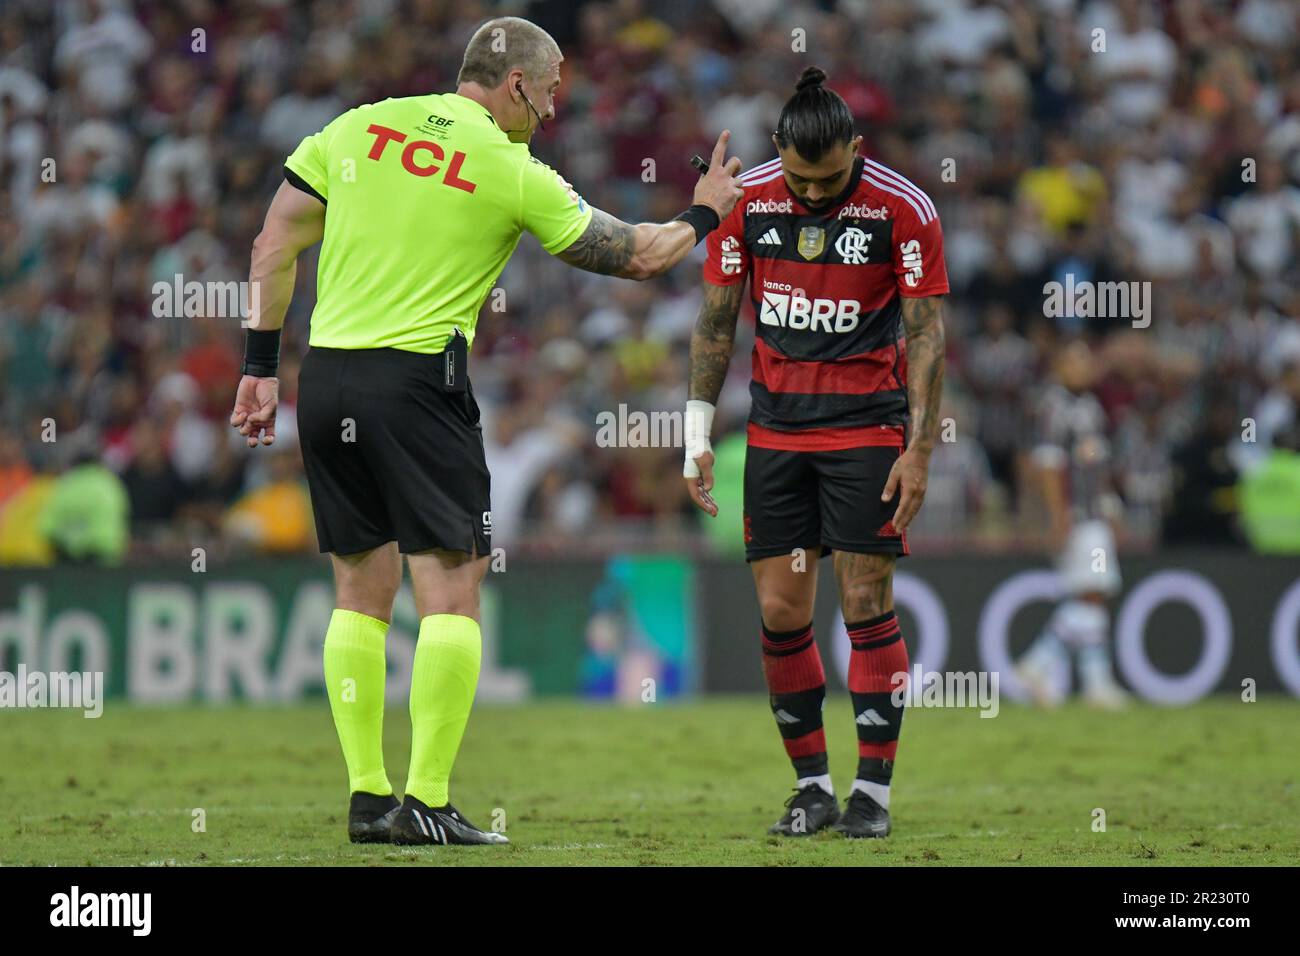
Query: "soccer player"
683 67 948 838
229 16 743 846
1015 341 1128 709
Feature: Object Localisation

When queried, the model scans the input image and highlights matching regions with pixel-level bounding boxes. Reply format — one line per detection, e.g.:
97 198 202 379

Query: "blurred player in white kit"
1016 341 1128 709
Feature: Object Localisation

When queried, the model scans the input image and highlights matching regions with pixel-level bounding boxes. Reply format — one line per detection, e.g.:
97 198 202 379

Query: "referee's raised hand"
230 373 279 447
692 130 745 221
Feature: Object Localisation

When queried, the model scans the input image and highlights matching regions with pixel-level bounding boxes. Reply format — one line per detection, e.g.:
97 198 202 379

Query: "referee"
229 16 743 846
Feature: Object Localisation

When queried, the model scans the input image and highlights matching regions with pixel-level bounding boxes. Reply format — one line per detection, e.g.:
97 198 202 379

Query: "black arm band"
241 328 282 378
673 204 721 245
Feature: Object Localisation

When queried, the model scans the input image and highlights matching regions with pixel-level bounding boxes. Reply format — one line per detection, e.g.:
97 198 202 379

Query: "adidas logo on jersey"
756 228 781 246
856 708 890 727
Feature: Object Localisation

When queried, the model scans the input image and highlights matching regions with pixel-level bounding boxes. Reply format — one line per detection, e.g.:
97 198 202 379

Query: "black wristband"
241 328 282 378
673 204 721 245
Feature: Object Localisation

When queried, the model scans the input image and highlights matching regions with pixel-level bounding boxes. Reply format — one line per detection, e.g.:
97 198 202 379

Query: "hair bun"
796 66 827 92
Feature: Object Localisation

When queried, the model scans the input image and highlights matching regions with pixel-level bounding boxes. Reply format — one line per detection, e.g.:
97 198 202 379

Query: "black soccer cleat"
768 783 841 836
831 790 891 839
348 791 401 844
390 795 509 846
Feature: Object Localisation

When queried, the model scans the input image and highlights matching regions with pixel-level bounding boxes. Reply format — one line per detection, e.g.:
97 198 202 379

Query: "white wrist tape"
683 400 715 478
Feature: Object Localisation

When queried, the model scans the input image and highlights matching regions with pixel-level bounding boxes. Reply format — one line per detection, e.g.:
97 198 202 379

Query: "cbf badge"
797 226 825 261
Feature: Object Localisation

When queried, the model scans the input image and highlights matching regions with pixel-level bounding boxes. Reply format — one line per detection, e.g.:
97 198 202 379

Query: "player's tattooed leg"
833 550 895 622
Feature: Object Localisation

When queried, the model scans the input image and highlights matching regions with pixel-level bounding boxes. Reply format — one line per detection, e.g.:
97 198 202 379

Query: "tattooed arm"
901 294 947 454
555 130 744 280
682 281 746 515
881 294 947 530
554 208 698 281
688 281 747 403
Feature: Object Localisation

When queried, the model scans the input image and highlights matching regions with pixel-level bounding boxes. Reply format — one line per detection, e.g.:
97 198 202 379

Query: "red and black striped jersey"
704 154 949 451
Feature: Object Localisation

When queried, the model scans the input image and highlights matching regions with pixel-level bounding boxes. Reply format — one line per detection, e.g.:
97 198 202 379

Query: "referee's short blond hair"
457 17 561 88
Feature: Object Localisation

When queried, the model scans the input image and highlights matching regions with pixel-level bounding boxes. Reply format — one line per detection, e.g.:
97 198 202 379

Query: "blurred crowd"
1 0 1299 565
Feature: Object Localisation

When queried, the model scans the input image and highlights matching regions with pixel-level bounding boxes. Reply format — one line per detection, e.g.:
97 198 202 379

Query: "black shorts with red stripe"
742 424 909 563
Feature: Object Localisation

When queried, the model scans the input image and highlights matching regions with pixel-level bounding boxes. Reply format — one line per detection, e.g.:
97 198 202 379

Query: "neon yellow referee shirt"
284 92 593 354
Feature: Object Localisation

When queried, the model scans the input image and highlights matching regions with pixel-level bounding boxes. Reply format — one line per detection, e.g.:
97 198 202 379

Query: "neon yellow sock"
323 609 393 796
406 614 481 807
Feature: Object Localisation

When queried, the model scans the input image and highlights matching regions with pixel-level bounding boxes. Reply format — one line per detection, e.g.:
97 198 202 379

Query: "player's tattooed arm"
900 294 947 454
883 294 945 530
688 281 746 403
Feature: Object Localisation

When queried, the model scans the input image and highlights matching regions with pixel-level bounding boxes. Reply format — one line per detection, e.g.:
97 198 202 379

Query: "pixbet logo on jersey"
838 203 890 220
759 285 861 333
747 198 793 214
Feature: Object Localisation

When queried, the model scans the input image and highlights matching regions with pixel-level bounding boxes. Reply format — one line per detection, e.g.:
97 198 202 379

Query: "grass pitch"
2 697 1296 866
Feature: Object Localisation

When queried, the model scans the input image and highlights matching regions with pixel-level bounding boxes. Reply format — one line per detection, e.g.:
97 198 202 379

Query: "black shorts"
297 346 491 557
743 443 909 562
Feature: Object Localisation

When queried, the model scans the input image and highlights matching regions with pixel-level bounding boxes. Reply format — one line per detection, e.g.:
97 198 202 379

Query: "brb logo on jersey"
759 282 861 333
900 239 924 287
834 227 872 265
720 235 743 275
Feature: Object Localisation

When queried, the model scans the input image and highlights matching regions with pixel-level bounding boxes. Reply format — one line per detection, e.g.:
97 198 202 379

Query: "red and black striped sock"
761 621 828 780
847 611 909 792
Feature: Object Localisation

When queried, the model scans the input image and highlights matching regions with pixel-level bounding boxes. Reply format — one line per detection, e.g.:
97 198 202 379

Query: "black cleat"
831 790 891 838
348 791 401 844
768 783 840 836
390 795 509 846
